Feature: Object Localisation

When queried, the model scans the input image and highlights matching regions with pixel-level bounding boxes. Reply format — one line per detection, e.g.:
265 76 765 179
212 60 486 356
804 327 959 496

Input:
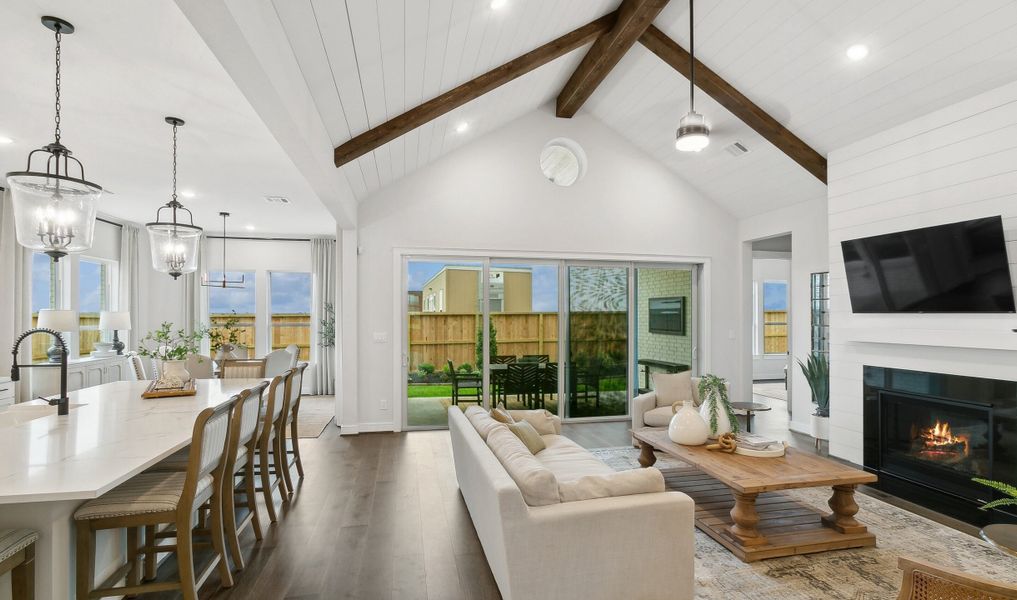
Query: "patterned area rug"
296 395 334 438
590 446 1017 600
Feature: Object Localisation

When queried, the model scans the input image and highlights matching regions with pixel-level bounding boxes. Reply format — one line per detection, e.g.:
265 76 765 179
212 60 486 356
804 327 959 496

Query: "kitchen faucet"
10 327 69 415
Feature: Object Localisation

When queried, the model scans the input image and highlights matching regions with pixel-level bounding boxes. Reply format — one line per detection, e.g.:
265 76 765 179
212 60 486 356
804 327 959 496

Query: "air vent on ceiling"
724 141 750 157
265 195 290 205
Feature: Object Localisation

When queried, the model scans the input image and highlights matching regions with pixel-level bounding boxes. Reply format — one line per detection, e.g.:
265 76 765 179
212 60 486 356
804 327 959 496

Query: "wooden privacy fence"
408 311 626 371
763 310 788 354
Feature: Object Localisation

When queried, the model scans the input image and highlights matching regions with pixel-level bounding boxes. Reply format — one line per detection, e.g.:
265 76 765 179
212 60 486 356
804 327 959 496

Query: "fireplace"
864 366 1017 526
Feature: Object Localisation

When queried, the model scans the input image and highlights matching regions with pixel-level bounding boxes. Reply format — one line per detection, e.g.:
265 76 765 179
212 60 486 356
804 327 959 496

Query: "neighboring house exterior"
420 267 532 313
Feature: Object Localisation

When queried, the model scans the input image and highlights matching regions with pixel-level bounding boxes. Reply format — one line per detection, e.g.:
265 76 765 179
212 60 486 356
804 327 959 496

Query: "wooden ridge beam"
556 0 670 118
639 24 827 183
333 12 617 168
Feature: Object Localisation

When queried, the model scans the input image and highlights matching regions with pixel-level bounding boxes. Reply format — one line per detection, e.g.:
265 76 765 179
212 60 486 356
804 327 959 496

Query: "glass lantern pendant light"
146 117 202 279
5 17 103 261
675 0 710 152
201 212 245 288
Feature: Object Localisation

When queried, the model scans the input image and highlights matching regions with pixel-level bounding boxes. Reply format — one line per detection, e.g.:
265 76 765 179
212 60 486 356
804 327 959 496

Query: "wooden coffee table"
631 427 877 562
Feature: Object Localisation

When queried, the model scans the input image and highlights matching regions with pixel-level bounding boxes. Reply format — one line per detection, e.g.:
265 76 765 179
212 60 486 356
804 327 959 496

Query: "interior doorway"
748 234 793 433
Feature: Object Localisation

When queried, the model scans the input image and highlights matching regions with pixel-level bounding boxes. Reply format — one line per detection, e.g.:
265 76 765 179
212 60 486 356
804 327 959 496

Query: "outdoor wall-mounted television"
648 297 685 335
840 216 1015 313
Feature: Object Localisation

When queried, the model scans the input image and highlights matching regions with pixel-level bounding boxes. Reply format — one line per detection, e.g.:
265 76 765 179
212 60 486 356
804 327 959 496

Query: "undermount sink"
0 402 86 427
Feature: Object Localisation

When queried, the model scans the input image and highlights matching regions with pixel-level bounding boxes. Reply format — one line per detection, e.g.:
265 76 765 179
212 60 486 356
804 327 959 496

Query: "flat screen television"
840 216 1015 313
648 297 685 335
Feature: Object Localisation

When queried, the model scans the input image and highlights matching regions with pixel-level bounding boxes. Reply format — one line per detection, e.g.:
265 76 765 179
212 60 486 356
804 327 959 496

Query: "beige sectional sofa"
449 405 695 600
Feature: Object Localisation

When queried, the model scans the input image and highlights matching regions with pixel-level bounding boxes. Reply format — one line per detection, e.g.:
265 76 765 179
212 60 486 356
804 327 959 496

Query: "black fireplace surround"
864 366 1017 526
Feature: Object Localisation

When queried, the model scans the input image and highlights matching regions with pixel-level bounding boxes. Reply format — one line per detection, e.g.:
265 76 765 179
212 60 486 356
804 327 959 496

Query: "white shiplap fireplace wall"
827 79 1017 464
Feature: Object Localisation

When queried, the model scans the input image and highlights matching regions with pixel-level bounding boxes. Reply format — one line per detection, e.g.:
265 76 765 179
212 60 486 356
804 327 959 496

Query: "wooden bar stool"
0 529 38 600
219 359 266 379
74 400 236 600
255 371 292 522
281 363 309 494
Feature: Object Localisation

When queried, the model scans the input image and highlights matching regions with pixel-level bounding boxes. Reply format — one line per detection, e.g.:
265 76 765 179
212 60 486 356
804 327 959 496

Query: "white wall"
827 79 1017 464
751 256 790 381
739 198 829 435
354 108 742 431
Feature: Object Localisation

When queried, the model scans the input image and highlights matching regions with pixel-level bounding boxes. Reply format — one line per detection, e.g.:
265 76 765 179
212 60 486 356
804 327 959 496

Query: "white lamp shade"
37 309 78 332
99 311 131 331
675 110 711 152
7 174 102 258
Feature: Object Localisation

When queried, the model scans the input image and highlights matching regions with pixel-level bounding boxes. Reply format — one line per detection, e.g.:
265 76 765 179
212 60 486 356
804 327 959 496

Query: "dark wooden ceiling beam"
639 24 827 183
555 0 670 118
333 13 616 168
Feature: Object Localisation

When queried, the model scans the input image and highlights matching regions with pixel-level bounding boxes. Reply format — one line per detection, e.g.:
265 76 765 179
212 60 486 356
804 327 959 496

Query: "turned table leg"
637 440 657 468
821 484 868 534
728 491 767 547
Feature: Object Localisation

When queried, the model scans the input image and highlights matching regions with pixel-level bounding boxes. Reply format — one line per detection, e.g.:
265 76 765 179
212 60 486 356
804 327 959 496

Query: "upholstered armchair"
631 372 729 446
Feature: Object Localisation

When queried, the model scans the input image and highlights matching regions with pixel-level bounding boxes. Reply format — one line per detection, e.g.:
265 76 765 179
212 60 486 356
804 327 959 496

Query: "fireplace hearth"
863 366 1017 526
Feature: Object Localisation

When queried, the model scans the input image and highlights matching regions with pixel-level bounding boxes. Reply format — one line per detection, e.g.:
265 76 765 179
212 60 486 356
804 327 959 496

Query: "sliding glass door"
633 266 697 395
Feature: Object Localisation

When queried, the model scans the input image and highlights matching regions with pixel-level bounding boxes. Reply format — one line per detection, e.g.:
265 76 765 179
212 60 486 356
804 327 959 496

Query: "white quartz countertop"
0 379 268 504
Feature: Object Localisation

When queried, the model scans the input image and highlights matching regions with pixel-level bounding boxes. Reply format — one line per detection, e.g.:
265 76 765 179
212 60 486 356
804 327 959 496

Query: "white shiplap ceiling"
270 0 1017 219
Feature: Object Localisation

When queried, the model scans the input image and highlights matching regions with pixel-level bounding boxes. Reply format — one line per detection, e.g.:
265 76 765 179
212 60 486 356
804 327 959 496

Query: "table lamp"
36 309 78 362
99 311 131 355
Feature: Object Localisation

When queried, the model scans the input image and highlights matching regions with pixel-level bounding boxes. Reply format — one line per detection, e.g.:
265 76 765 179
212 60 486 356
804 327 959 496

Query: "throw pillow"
507 420 546 454
558 468 665 502
509 409 559 435
490 403 515 424
652 371 693 408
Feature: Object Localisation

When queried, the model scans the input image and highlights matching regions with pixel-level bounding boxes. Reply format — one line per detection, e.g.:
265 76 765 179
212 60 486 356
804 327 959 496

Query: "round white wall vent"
539 138 586 187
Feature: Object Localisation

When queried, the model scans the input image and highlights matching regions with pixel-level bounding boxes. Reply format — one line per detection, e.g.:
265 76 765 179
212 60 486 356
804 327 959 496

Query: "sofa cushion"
558 468 666 502
536 435 614 482
507 409 559 435
653 371 693 408
490 404 514 424
486 427 559 506
643 405 675 428
508 420 546 454
465 405 507 441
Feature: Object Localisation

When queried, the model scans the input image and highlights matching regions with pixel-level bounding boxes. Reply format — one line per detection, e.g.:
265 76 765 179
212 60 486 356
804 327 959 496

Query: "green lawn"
407 384 454 398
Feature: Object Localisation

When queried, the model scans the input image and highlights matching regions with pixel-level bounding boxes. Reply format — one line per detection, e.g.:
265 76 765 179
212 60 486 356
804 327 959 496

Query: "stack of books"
736 433 783 451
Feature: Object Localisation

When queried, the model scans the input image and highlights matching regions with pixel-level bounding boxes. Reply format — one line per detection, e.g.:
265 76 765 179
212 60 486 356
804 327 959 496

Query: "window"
762 280 788 354
208 271 256 355
270 272 312 359
30 252 59 362
78 258 116 356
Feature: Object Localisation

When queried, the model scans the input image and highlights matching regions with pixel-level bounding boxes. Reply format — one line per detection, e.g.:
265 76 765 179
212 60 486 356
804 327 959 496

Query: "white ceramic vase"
699 395 733 439
158 359 191 388
668 399 709 445
811 414 830 441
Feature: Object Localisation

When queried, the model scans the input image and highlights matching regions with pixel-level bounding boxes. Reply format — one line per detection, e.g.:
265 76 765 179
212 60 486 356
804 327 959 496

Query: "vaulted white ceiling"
268 0 1017 218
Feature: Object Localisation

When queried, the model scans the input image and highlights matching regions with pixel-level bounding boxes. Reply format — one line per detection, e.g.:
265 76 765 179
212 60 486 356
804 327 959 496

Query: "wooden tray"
142 378 197 398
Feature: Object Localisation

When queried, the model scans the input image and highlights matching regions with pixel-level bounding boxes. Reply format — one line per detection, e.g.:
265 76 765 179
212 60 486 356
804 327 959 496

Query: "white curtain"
182 234 208 336
311 237 336 395
0 188 28 401
118 223 142 350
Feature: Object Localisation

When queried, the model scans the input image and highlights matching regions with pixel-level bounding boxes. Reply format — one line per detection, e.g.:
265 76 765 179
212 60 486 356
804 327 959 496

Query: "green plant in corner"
972 478 1017 511
137 322 207 362
698 374 738 435
798 352 830 417
319 302 336 348
475 320 498 370
208 310 242 355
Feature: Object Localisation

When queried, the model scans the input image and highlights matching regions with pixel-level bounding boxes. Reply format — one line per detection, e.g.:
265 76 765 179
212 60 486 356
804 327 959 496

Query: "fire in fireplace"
912 420 970 464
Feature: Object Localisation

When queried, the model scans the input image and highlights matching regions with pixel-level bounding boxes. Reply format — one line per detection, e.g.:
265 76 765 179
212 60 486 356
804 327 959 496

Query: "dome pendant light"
5 17 103 262
146 117 202 279
201 212 245 289
675 0 710 152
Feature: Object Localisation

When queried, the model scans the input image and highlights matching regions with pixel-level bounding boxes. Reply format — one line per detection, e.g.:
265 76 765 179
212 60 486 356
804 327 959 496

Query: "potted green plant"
697 374 738 438
973 478 1017 511
137 322 207 385
798 352 830 443
209 311 242 359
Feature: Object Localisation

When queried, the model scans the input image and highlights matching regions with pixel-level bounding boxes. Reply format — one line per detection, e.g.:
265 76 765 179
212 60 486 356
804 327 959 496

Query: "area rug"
296 395 334 438
590 446 1017 600
752 382 788 402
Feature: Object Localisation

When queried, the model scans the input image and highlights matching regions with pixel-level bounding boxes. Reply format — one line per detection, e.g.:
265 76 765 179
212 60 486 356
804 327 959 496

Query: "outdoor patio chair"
568 365 600 411
537 362 558 409
519 354 550 364
505 363 540 409
492 355 517 364
447 360 482 406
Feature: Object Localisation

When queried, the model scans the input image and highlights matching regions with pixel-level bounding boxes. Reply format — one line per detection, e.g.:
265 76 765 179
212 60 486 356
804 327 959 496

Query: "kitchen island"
0 378 268 600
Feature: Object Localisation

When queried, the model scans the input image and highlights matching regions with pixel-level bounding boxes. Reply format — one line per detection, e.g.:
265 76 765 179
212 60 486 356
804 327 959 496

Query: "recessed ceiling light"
179 189 196 198
245 224 255 231
490 0 508 10
0 136 13 145
455 122 469 134
846 44 869 61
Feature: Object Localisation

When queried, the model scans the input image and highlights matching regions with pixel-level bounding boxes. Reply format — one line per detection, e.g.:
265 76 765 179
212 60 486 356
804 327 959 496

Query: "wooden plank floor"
151 426 501 599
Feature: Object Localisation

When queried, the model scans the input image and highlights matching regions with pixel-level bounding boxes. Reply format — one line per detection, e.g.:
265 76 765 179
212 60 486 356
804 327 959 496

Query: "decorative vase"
811 414 830 441
157 359 191 388
668 399 710 445
699 395 733 439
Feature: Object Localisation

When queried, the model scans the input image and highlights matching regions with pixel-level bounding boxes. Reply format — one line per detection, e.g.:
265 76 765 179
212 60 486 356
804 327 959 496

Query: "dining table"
0 378 268 600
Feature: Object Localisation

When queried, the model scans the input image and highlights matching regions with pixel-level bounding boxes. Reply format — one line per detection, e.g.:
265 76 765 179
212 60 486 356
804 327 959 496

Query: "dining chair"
263 349 292 378
520 354 550 364
185 354 213 379
220 359 266 379
285 344 300 368
255 371 292 522
447 359 481 406
281 363 309 495
128 354 147 381
221 383 267 571
74 399 235 600
896 556 1017 599
0 529 38 600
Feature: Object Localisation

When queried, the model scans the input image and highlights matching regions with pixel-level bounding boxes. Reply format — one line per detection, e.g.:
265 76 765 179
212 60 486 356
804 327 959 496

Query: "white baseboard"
338 422 396 435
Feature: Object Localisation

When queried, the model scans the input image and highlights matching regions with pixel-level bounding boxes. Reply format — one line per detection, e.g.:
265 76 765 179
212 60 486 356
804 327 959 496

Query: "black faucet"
10 328 70 416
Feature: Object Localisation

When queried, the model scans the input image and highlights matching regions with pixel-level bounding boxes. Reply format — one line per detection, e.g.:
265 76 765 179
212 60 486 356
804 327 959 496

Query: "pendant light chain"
53 28 62 145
